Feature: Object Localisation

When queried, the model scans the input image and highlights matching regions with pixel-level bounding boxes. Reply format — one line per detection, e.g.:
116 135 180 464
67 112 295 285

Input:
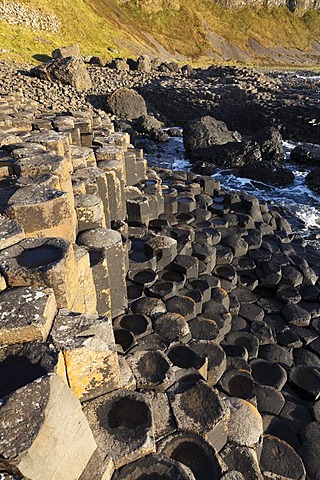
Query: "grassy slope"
0 0 319 64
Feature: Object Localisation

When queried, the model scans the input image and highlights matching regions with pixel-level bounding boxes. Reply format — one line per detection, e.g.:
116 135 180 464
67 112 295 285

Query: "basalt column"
78 228 128 318
0 237 94 313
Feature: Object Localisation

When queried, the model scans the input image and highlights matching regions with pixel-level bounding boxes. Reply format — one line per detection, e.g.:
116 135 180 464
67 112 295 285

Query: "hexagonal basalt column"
158 432 223 480
114 454 196 480
74 167 111 227
13 152 73 196
0 374 96 480
126 349 175 391
145 234 178 270
170 380 230 451
0 286 57 345
0 216 25 250
97 156 126 221
74 245 97 315
5 185 77 242
126 187 150 225
83 389 155 468
0 237 82 311
78 228 128 318
51 310 121 401
74 194 106 232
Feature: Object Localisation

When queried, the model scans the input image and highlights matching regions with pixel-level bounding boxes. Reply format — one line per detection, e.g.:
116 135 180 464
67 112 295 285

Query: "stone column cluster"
0 90 320 480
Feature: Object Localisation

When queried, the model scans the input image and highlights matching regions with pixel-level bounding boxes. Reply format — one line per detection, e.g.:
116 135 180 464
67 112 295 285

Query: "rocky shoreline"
0 56 320 479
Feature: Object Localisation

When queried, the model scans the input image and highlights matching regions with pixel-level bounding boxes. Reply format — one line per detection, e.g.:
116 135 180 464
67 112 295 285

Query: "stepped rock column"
0 374 96 480
78 228 128 319
0 237 90 313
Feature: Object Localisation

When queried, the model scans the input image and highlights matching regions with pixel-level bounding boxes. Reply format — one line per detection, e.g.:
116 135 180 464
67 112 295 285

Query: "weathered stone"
106 88 147 120
33 56 92 92
0 374 96 480
190 340 226 385
227 397 263 447
153 312 191 343
0 286 57 345
255 385 285 415
126 349 175 390
170 380 230 451
113 453 195 480
0 238 84 312
0 216 25 251
74 194 106 231
114 313 152 338
78 228 128 318
183 115 238 159
79 448 114 480
158 432 224 479
260 435 306 479
51 310 121 401
5 185 77 242
83 389 155 468
146 391 176 441
219 368 256 402
52 44 81 59
220 444 263 480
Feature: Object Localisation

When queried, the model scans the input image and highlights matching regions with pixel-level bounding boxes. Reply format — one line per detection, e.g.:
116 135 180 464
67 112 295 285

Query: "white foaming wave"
294 205 320 229
172 158 192 170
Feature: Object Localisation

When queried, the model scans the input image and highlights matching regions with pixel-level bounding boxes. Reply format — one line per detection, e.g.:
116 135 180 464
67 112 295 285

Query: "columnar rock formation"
1 87 320 480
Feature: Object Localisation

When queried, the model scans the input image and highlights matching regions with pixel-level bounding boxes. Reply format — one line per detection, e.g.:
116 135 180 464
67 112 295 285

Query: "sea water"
146 133 320 239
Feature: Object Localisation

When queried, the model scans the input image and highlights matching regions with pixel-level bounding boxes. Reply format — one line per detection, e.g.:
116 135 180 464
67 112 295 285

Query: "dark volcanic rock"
305 168 320 194
106 87 148 120
290 143 320 166
183 115 239 159
235 161 294 186
252 126 285 162
192 140 262 169
31 56 92 92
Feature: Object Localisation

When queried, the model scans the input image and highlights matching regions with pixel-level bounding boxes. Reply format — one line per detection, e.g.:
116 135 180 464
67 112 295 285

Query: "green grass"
0 0 319 65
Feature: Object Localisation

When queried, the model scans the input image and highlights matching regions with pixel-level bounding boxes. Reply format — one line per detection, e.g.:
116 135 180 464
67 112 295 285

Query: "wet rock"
305 167 320 195
290 142 320 166
252 126 285 162
236 161 294 187
183 115 238 159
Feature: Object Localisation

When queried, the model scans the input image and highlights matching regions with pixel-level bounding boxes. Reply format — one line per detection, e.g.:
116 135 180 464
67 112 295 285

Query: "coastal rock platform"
0 81 320 480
